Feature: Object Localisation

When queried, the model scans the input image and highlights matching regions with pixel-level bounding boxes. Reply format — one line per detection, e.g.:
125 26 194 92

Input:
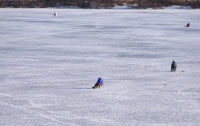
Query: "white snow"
1 8 200 126
163 5 193 10
113 5 132 9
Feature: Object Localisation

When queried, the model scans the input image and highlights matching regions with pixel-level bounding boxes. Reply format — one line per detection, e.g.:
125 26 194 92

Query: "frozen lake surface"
0 8 200 126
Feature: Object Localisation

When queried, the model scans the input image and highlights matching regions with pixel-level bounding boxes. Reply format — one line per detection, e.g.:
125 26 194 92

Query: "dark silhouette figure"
185 23 190 27
171 61 177 72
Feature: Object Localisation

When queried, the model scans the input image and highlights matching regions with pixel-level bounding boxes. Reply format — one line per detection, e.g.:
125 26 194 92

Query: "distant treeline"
0 0 200 8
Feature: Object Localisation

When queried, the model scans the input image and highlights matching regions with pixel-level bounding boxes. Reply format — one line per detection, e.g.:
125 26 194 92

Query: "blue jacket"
97 77 104 85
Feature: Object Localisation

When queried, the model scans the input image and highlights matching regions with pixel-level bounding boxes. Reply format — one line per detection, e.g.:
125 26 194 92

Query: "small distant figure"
92 76 104 89
185 23 190 27
171 61 177 72
54 12 57 16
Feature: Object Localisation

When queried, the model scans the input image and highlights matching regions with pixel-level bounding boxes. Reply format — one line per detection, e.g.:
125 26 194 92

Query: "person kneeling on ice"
185 23 190 27
92 76 104 89
171 61 177 72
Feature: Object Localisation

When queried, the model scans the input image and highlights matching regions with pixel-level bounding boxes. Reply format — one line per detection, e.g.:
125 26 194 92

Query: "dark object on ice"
54 12 57 16
92 76 104 89
171 61 177 72
185 23 190 27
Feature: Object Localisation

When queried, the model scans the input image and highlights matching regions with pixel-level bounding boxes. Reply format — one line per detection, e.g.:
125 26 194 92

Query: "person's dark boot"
92 86 97 89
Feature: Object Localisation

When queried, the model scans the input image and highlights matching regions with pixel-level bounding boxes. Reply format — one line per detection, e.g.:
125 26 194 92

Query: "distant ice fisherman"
54 12 57 16
171 61 177 72
92 76 104 89
185 23 190 27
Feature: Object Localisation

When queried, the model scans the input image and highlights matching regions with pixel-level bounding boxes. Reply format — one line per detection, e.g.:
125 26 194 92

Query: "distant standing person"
171 61 177 72
92 76 104 89
54 12 57 16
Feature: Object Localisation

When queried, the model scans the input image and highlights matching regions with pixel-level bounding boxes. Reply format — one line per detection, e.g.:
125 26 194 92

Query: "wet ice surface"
0 9 200 126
